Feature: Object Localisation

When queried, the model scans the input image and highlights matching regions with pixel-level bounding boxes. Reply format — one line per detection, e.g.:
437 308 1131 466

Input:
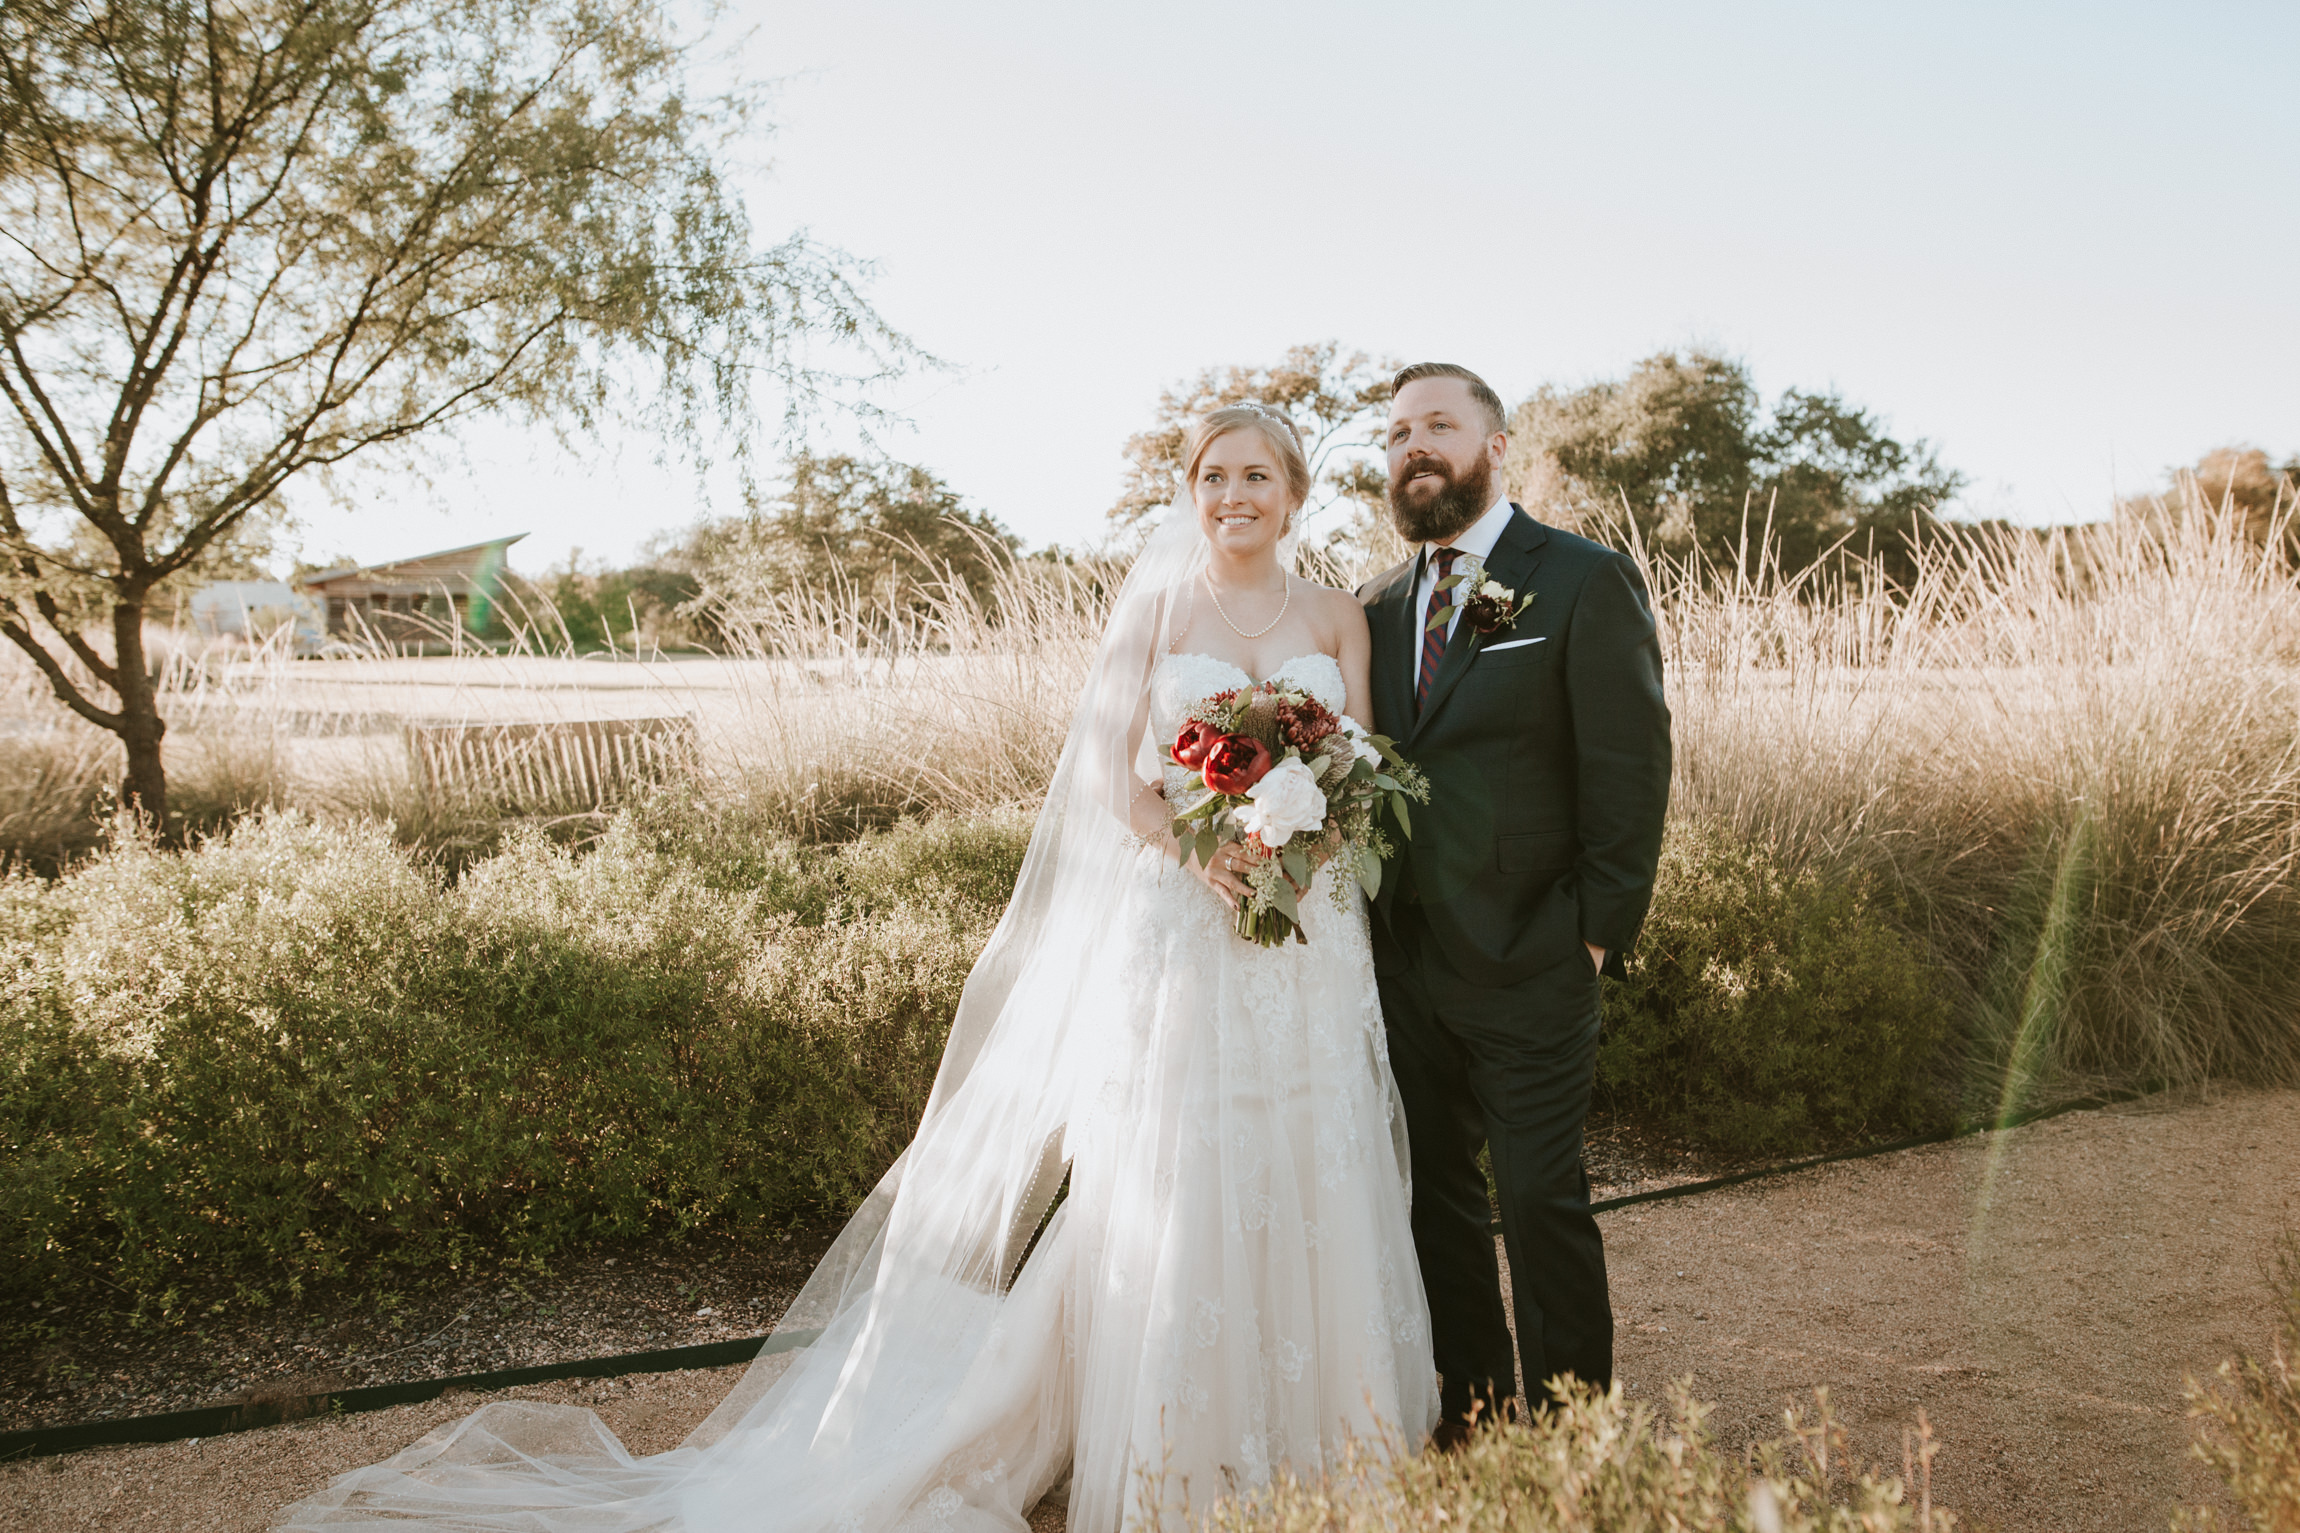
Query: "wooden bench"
403 716 699 812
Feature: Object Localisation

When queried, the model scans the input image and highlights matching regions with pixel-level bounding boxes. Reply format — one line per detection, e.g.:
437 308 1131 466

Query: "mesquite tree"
0 0 902 826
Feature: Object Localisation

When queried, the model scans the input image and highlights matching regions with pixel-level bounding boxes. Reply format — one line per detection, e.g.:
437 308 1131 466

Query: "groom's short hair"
1391 363 1507 436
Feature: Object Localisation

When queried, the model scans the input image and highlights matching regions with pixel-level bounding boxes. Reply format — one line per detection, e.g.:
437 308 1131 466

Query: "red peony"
1201 734 1273 794
1275 696 1340 751
1173 719 1222 769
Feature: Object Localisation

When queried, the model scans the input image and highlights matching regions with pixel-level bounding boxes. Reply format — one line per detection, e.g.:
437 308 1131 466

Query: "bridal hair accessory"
1230 399 1298 437
1205 569 1291 639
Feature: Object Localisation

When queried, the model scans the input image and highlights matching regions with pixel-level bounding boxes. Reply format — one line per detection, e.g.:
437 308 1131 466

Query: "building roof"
299 534 527 596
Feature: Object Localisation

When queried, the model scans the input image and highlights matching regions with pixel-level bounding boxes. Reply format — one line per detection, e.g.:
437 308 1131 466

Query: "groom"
1359 363 1671 1441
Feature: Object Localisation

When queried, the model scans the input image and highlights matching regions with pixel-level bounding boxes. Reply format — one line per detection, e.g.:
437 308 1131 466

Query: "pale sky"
290 0 2300 575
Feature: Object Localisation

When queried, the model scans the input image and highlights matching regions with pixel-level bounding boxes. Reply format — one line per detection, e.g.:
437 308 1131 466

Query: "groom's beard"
1387 451 1496 545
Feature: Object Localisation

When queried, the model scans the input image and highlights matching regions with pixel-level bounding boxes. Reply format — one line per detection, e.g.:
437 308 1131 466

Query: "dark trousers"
1378 907 1612 1422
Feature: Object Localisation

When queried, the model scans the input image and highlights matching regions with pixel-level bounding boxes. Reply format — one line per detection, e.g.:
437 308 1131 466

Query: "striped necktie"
1416 546 1462 712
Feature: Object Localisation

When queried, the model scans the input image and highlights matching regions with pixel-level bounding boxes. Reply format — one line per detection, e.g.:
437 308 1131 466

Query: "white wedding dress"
279 639 1434 1533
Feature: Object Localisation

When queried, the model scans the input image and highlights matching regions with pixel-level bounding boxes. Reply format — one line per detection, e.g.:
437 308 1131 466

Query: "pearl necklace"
1204 569 1291 640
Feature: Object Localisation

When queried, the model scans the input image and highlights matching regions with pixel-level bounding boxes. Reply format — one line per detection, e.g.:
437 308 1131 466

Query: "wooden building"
298 535 526 644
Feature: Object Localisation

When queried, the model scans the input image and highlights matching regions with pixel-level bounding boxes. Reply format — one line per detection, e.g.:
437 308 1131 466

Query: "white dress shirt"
1415 492 1517 644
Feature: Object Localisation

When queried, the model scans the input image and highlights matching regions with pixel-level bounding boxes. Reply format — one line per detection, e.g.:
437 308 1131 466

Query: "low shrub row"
0 802 1954 1314
0 801 1029 1315
1597 819 1955 1154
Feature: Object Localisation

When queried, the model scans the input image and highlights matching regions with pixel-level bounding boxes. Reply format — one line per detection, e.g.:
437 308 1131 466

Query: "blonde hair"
1184 403 1313 510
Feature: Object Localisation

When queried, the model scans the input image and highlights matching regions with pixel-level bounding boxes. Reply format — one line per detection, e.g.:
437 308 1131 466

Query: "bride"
280 404 1438 1533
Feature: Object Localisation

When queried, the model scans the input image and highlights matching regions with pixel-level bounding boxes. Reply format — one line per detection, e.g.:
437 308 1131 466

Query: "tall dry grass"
692 552 1117 838
1657 499 2300 1107
5 494 2296 1110
0 551 1120 863
0 622 311 869
674 496 2300 1107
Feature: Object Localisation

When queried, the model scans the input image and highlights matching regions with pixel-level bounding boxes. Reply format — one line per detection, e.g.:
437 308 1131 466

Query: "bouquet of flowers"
1162 681 1429 947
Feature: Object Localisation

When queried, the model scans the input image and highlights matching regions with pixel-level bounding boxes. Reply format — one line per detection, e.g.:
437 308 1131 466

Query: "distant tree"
0 0 907 829
1110 342 1397 550
529 554 702 655
2120 445 2299 554
684 453 1019 625
1510 350 1965 578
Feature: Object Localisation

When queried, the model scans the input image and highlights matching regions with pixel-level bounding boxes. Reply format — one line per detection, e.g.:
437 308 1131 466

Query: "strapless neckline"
1164 651 1337 686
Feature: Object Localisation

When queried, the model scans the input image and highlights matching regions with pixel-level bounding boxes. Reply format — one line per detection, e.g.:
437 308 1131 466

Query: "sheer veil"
691 492 1212 1438
282 495 1229 1530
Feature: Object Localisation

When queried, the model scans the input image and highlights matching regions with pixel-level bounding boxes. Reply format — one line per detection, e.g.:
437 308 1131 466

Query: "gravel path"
1604 1087 2298 1531
0 1230 842 1435
5 1088 2291 1531
1 1118 1708 1436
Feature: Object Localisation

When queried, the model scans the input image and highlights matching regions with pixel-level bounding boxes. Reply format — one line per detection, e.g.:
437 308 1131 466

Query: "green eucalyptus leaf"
1357 856 1382 900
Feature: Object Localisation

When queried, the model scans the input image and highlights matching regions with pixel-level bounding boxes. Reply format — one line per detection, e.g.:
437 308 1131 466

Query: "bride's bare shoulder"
1297 576 1364 607
1301 581 1370 639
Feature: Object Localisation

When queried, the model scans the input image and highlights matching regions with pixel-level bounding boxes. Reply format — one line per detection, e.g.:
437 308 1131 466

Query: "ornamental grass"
1169 1381 1952 1533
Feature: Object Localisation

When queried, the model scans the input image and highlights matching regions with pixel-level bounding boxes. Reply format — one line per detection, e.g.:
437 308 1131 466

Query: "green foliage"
681 453 1020 628
1597 820 1954 1156
529 557 704 654
1186 1380 1951 1532
1510 350 1964 578
2179 1234 2300 1531
0 804 1030 1315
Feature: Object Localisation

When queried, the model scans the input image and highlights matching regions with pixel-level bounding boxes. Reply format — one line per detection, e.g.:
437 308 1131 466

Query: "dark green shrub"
1597 819 1953 1155
0 806 1030 1315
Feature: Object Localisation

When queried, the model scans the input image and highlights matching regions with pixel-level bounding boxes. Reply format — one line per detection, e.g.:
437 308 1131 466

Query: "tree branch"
0 603 124 731
30 588 122 688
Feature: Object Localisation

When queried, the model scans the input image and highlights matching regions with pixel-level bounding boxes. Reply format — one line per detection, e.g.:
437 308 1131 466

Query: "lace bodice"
1151 653 1347 808
1150 651 1348 740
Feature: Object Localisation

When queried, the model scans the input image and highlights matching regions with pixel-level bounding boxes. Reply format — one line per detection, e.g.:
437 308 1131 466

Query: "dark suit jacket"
1357 506 1671 989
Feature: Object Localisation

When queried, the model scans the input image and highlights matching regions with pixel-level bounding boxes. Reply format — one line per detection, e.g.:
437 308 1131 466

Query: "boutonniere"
1427 558 1536 637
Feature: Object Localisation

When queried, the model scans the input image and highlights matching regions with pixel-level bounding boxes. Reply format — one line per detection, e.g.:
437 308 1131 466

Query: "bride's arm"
1330 590 1374 728
1122 686 1176 846
1122 666 1255 906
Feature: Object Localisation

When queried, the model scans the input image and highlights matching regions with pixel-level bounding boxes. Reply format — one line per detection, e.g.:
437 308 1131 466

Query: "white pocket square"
1481 636 1546 653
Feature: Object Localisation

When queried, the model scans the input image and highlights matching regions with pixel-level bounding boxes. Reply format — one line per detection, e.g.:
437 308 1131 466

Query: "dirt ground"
4 1088 2292 1532
1 1121 1705 1436
1602 1087 2299 1531
0 1229 845 1435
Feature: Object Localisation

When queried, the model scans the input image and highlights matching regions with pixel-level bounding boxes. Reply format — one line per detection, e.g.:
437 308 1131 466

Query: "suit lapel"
1408 507 1549 744
1367 555 1420 738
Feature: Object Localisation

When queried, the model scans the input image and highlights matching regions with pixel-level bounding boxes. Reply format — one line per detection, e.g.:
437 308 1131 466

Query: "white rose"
1337 714 1383 766
1235 757 1329 848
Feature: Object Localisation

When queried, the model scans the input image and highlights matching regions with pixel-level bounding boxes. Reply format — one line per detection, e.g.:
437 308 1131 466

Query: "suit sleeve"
1565 552 1672 976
